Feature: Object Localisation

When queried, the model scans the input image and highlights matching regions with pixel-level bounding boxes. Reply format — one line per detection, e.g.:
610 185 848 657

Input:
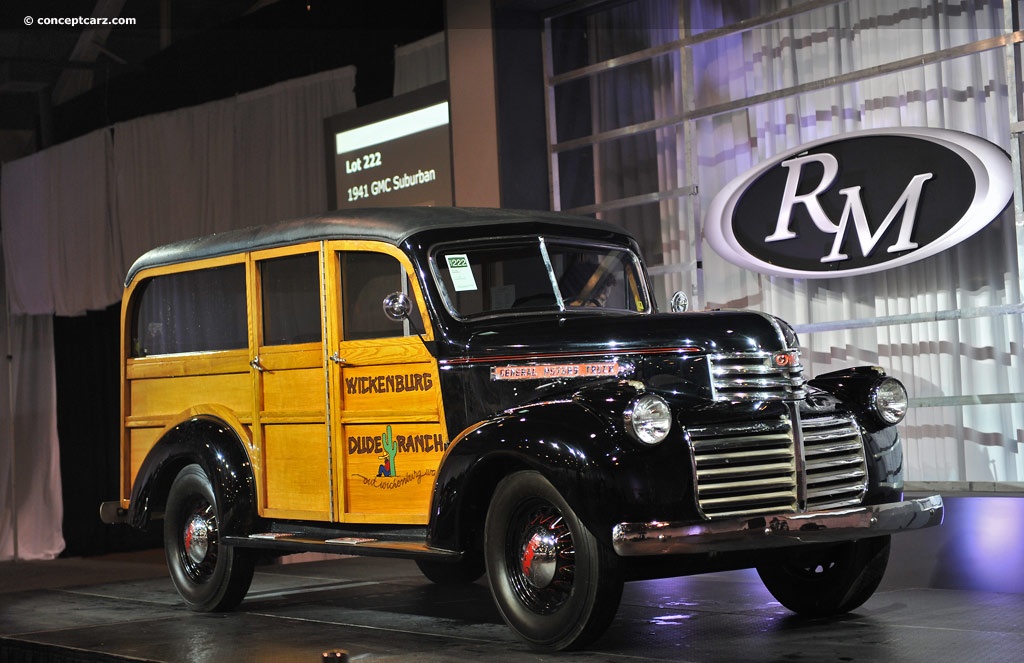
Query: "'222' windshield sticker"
445 254 478 292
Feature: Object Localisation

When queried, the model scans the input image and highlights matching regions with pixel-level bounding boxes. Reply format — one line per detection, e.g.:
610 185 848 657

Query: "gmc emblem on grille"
704 128 1012 278
772 351 798 368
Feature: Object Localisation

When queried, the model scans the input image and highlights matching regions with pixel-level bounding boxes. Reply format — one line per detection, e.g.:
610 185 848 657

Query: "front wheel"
164 464 255 612
484 471 623 651
756 535 891 616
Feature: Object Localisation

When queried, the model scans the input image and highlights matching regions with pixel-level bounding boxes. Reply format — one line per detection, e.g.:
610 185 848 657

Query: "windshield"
432 237 650 319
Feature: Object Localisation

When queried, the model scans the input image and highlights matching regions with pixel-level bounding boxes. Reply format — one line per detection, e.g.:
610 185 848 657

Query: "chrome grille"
802 414 868 510
687 419 798 519
708 352 806 401
686 412 867 520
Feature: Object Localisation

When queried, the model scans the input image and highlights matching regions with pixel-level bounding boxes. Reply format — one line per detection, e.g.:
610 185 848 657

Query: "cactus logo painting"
377 425 397 477
347 423 446 497
704 128 1013 278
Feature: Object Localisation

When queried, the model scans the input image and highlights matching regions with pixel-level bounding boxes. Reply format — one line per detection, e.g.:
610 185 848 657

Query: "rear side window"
131 264 247 357
260 253 321 345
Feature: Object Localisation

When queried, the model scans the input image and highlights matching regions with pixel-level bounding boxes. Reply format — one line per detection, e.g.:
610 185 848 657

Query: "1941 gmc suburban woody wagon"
101 207 943 651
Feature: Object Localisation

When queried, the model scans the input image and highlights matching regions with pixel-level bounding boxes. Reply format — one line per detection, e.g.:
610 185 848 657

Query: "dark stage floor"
2 496 1023 662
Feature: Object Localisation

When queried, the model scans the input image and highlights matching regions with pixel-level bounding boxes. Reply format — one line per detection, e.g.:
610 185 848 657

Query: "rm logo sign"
704 128 1012 278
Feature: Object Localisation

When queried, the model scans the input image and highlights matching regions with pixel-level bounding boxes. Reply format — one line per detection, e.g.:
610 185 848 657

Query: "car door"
325 242 446 525
250 245 332 521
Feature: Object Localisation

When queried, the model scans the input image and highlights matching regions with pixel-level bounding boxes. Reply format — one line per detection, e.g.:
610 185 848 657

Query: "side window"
340 251 422 340
131 263 247 357
260 253 322 345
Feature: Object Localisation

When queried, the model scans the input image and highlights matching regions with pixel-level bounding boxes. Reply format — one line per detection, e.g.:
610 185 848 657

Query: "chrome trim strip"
440 346 701 366
708 351 806 401
611 495 943 557
793 302 1024 334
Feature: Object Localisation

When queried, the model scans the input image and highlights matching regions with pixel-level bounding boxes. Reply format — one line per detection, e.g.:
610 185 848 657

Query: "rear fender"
126 412 258 536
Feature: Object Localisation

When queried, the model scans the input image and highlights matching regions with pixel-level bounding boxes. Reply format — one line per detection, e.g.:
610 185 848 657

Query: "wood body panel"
325 242 447 525
120 239 449 529
263 423 331 517
261 366 326 414
129 373 252 419
341 421 444 523
250 247 330 520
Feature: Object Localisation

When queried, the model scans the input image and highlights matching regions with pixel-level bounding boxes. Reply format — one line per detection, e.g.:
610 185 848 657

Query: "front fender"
808 366 907 501
862 426 905 503
426 383 696 553
426 399 615 553
809 365 895 433
126 414 259 536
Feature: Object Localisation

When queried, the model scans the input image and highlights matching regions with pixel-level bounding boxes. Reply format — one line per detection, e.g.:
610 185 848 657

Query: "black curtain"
53 305 160 557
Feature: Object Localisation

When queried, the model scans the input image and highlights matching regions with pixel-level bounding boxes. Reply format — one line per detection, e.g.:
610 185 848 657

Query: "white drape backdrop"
393 32 447 96
686 0 1023 484
555 0 1023 486
0 65 356 560
1 131 117 317
0 243 63 561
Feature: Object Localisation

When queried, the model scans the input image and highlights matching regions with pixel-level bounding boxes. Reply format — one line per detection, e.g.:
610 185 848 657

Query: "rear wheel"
756 535 891 616
164 464 255 611
484 471 623 651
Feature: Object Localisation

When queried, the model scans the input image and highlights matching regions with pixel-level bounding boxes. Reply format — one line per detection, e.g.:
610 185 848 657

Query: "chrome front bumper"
611 495 943 557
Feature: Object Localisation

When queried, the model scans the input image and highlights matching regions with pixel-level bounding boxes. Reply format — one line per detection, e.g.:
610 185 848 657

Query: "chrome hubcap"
184 512 211 565
505 502 575 615
521 528 559 588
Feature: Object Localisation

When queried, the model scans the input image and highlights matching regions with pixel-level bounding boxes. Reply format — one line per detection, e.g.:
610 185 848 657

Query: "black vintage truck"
102 207 943 650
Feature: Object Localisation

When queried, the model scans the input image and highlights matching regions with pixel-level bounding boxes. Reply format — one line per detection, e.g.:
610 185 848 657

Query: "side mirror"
669 290 689 313
382 291 412 321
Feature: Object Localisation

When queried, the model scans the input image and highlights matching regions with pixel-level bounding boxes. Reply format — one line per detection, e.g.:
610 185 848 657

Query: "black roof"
124 207 626 286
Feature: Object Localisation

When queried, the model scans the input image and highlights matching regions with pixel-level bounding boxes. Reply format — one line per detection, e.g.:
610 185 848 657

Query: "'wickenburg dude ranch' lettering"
704 128 1012 278
345 372 433 395
348 432 445 455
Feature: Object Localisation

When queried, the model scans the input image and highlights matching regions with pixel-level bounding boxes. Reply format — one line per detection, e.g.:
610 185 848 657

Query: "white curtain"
559 0 1023 485
393 32 447 95
0 243 64 560
115 66 357 275
0 65 356 560
112 103 237 270
4 65 356 315
0 130 118 317
686 0 1023 483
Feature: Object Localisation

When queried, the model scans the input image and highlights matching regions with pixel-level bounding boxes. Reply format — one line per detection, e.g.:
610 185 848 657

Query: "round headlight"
624 394 672 445
872 377 908 425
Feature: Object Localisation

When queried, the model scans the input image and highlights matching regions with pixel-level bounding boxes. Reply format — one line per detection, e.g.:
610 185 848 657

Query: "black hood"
445 310 797 360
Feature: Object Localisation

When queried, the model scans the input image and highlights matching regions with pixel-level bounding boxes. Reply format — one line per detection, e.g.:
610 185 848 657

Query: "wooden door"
250 246 332 520
326 243 446 524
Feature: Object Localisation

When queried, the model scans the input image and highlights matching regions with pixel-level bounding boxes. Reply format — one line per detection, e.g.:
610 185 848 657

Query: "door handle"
329 352 349 366
249 356 266 372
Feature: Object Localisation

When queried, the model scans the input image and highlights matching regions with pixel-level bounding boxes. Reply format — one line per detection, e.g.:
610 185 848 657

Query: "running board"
222 533 461 562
